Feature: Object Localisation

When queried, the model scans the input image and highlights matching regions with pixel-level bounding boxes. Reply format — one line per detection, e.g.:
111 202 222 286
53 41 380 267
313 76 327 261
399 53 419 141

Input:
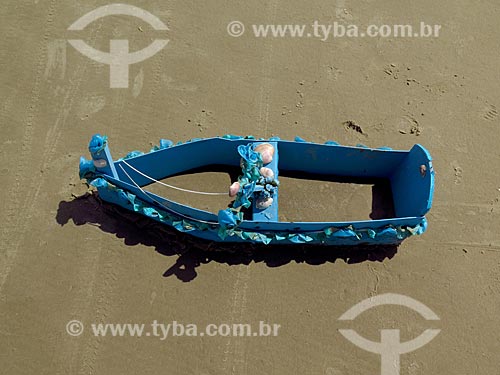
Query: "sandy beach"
1 0 499 374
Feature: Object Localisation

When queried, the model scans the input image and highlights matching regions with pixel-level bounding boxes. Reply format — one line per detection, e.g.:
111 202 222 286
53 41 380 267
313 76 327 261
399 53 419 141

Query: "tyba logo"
339 293 440 375
68 3 168 88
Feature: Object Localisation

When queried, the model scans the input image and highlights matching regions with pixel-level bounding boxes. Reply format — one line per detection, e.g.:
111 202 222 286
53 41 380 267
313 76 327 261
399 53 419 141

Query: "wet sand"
1 0 500 374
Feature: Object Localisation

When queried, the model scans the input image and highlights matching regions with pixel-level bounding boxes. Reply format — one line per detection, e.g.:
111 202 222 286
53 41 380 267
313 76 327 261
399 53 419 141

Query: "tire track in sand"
69 26 165 375
221 266 251 375
0 0 58 295
220 2 279 373
70 32 166 375
57 16 166 375
0 6 118 373
38 20 124 375
256 0 279 138
142 49 165 145
72 250 121 375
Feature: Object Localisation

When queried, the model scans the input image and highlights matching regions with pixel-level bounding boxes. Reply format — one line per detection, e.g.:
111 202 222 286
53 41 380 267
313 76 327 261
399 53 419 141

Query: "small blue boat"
79 134 434 246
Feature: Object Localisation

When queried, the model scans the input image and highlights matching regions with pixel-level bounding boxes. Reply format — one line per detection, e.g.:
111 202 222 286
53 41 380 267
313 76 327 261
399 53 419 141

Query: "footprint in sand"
483 103 498 121
452 161 463 184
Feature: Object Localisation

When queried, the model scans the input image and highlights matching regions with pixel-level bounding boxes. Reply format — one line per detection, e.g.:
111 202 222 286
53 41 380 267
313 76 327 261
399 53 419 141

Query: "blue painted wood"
96 172 426 231
89 134 118 179
115 138 409 188
94 176 424 247
252 141 279 222
277 140 407 178
390 144 434 217
82 135 434 245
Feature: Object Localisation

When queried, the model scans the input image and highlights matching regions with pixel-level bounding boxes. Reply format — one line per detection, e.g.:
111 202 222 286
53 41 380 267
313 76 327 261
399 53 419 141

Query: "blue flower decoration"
88 134 108 155
237 144 262 165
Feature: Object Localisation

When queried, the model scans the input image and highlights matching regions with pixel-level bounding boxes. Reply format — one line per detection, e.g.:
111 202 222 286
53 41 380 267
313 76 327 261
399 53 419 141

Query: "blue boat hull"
80 135 434 246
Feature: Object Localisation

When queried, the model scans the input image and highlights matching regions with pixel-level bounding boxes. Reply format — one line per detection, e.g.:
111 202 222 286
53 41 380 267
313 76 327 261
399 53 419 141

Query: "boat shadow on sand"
56 193 399 282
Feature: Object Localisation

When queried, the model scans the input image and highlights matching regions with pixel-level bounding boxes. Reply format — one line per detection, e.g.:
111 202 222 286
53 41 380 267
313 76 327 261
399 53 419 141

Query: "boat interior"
103 138 433 225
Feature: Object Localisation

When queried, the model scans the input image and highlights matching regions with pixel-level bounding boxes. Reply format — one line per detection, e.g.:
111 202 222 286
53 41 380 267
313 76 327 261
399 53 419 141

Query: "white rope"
120 159 228 196
117 164 219 225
